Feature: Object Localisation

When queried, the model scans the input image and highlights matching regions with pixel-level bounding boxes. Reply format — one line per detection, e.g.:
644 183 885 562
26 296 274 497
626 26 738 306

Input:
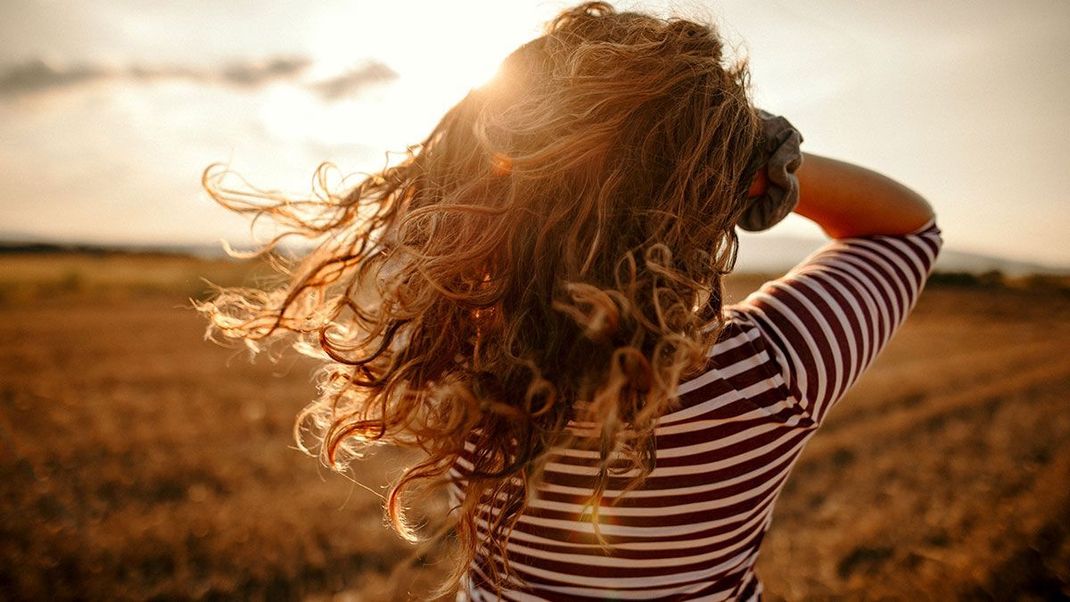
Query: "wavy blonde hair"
197 1 762 596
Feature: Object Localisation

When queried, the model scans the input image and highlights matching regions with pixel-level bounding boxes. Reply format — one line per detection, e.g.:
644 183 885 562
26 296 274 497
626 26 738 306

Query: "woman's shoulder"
658 309 804 425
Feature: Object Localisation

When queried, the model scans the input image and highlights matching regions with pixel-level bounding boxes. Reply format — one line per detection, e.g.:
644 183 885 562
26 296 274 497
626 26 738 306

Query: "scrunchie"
737 109 804 232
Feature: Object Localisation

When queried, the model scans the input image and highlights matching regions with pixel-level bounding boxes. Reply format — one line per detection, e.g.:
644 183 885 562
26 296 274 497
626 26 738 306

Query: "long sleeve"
726 219 944 425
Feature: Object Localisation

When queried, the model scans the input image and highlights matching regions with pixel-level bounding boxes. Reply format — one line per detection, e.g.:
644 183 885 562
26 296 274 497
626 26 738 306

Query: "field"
1 252 1068 601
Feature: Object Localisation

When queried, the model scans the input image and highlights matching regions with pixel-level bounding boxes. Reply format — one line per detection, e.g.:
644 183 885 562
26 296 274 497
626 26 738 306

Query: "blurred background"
1 1 1068 600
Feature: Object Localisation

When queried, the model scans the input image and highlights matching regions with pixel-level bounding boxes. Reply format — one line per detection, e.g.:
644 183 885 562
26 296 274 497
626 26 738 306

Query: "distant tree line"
930 270 1070 294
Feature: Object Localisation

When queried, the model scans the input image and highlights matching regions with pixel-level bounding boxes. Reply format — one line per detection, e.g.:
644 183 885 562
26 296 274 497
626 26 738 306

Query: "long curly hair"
196 1 762 596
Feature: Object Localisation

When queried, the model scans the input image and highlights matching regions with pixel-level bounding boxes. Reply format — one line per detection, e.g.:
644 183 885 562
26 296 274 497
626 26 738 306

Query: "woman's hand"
746 167 768 199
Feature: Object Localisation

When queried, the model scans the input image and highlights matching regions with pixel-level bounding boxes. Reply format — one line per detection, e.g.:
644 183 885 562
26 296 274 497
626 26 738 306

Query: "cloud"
0 57 400 102
218 57 312 87
0 61 108 96
308 62 399 100
0 57 312 98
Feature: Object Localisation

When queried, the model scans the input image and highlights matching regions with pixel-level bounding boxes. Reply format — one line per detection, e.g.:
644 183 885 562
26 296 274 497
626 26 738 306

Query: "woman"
198 2 942 600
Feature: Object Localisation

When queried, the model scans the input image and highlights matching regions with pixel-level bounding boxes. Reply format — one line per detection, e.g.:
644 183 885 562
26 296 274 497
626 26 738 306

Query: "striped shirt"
451 219 944 601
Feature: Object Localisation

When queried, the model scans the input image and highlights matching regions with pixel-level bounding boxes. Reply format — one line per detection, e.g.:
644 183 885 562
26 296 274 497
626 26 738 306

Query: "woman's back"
198 3 942 600
453 220 943 600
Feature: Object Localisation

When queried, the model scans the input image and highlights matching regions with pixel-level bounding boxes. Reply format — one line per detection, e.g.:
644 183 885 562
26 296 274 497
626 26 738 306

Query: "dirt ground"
0 253 1068 600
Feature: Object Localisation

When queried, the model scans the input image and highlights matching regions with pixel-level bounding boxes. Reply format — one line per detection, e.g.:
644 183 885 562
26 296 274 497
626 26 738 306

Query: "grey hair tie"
737 109 804 232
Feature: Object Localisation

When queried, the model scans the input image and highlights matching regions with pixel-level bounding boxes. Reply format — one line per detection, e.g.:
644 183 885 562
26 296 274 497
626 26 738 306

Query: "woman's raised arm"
792 152 936 239
732 151 943 424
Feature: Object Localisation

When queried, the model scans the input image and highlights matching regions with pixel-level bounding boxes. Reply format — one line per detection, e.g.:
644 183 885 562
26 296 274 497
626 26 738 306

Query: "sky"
1 0 1068 267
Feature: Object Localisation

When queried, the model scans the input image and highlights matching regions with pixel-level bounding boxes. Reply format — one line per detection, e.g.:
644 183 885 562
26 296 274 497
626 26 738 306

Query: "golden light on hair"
196 2 762 596
490 152 512 176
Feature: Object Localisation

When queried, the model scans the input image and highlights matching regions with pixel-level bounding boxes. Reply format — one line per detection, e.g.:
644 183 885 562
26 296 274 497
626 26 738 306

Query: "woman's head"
198 1 761 594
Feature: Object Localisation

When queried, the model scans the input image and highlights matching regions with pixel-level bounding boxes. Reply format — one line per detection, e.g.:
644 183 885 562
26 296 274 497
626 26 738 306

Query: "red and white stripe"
452 220 943 601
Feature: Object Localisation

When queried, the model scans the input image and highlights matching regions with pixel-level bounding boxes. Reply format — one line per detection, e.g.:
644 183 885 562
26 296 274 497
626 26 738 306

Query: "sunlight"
269 1 554 160
338 1 545 100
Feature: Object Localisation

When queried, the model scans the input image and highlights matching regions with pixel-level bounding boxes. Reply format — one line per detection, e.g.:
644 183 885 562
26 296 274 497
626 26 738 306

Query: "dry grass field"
1 252 1068 601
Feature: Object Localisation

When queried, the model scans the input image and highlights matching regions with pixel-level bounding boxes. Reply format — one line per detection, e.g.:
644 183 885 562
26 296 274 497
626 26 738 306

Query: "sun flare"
264 1 554 160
